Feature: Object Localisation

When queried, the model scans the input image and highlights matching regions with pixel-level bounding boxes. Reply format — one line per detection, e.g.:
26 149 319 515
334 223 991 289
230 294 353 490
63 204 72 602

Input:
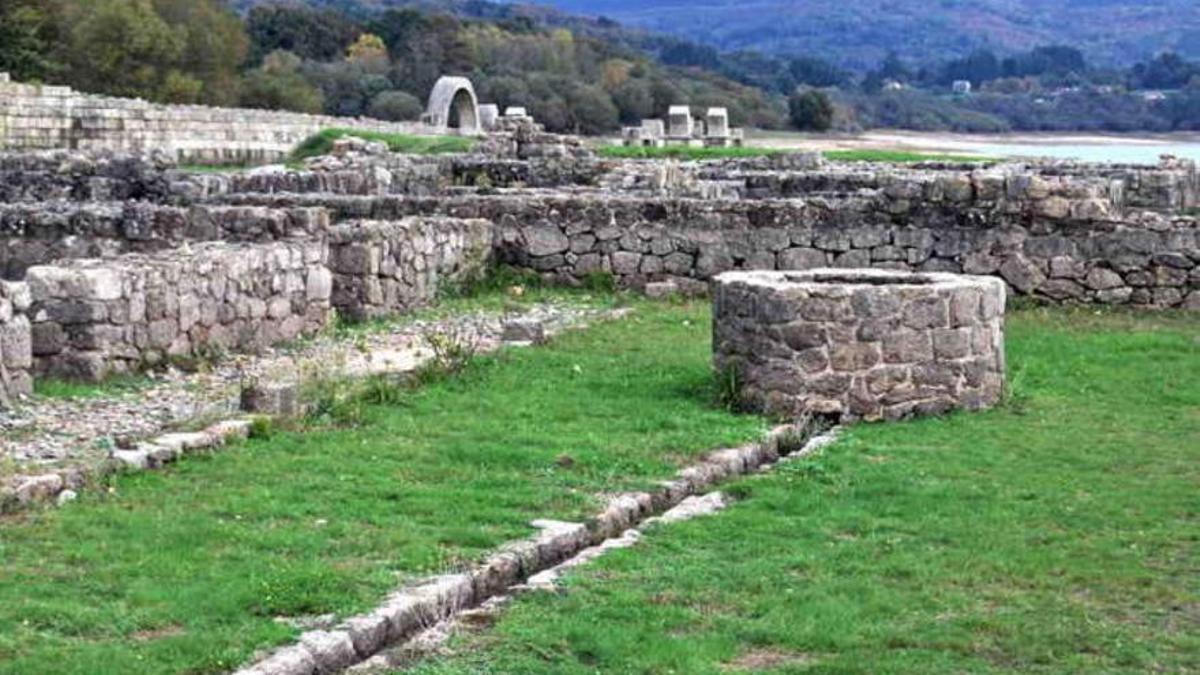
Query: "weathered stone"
15 473 63 503
778 247 827 270
1084 267 1124 290
714 270 1006 422
501 318 546 344
998 256 1046 294
522 227 570 257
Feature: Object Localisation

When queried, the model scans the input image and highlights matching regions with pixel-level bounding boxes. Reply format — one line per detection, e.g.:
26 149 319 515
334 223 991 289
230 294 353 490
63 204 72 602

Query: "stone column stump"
713 269 1007 422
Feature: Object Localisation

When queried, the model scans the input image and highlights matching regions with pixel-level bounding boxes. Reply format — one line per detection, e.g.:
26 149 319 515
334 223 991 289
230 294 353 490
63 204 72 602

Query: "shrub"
788 89 835 131
366 90 423 121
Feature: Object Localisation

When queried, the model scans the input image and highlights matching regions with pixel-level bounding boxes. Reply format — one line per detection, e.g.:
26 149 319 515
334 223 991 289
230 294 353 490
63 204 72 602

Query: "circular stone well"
713 269 1007 422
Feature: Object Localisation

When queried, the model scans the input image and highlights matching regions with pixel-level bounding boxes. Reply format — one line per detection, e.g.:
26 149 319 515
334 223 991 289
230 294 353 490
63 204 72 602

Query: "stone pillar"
667 106 693 139
479 104 500 131
0 281 33 405
705 108 729 138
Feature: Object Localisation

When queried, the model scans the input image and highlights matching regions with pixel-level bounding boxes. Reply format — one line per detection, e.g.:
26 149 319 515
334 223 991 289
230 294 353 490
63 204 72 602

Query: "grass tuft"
33 375 152 400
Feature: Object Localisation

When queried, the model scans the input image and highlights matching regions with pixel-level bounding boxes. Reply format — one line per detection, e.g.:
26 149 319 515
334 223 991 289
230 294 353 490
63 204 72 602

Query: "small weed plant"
420 327 479 381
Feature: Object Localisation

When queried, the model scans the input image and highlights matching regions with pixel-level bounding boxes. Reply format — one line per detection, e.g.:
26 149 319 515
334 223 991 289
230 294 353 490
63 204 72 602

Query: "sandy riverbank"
746 130 1200 162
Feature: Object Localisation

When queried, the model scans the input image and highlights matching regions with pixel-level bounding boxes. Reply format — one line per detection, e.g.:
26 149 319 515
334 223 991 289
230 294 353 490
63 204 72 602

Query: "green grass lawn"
0 296 763 675
413 306 1200 674
823 149 993 163
290 129 476 163
597 144 992 164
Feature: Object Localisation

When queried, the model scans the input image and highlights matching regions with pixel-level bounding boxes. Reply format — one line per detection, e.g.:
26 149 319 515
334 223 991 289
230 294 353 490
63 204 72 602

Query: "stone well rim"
714 268 1003 291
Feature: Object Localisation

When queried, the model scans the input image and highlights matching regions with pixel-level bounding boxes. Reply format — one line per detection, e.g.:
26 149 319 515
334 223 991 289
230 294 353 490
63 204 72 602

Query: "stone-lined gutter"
233 421 833 675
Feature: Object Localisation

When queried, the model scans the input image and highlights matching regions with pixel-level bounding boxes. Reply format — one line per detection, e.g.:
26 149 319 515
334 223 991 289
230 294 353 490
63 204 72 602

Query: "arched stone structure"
425 76 481 135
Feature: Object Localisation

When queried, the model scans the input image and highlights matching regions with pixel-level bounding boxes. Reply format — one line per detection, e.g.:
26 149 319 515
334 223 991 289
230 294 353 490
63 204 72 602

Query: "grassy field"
413 306 1200 674
0 293 763 675
598 144 992 163
823 149 993 163
4 300 1196 674
290 129 476 162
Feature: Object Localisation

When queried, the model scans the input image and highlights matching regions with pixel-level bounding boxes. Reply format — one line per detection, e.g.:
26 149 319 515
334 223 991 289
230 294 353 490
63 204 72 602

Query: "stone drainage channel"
233 423 841 675
1 303 629 512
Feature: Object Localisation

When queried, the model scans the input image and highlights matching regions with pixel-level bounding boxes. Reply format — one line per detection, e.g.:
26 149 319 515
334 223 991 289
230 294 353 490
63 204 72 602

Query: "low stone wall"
228 193 1200 309
328 218 494 321
713 269 1006 421
1029 159 1199 212
0 281 33 403
0 73 426 164
27 241 331 381
698 157 1198 212
0 150 178 203
0 204 329 279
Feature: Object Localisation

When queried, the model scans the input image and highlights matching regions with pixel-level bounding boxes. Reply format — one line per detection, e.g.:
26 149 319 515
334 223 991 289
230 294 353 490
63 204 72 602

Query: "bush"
789 89 835 131
240 50 324 114
367 90 423 121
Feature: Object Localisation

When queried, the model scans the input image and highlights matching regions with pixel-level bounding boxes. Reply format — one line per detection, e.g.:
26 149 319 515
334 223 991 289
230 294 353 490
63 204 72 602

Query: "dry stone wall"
232 192 1199 309
0 73 424 164
0 204 328 279
700 158 1198 214
328 217 493 321
27 241 332 381
0 150 179 203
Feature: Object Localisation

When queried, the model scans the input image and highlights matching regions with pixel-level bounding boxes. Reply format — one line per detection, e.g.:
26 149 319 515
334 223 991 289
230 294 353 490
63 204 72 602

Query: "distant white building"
952 80 972 95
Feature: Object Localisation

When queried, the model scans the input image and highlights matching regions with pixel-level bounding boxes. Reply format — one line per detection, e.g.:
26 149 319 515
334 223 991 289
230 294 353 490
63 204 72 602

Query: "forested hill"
3 0 1197 135
527 0 1200 70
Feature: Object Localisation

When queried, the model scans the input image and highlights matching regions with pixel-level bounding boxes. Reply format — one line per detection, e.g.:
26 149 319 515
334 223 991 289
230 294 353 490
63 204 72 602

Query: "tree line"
0 0 784 135
1 0 1196 134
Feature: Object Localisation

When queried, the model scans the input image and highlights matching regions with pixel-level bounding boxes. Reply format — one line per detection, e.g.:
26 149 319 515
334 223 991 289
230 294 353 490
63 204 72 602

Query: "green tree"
789 89 835 131
367 90 423 121
563 81 620 134
246 5 359 64
152 0 248 105
481 75 531 111
0 0 63 81
65 0 189 100
611 78 656 124
240 50 324 114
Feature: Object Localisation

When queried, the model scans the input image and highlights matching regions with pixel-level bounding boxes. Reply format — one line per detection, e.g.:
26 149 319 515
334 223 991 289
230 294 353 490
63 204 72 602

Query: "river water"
965 140 1200 163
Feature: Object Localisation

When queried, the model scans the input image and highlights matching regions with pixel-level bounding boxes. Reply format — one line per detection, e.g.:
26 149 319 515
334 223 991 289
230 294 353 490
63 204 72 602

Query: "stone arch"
425 76 480 135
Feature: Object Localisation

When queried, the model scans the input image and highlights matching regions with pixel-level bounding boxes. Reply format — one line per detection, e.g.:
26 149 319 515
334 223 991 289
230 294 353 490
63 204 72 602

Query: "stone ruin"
0 75 1196 412
623 106 745 148
713 269 1007 421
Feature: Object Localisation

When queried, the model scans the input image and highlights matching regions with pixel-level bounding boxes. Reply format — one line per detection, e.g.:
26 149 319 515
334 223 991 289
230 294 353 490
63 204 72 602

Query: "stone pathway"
1 301 626 483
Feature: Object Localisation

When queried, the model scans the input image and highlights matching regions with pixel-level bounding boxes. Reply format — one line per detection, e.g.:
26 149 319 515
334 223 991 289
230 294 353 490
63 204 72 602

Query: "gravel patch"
1 302 625 483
